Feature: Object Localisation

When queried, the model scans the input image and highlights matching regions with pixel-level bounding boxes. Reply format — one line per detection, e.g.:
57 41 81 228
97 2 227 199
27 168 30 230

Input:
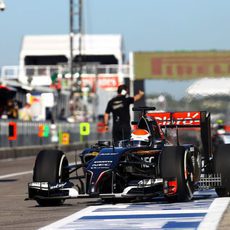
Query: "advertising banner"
61 74 120 92
81 74 119 92
134 51 230 80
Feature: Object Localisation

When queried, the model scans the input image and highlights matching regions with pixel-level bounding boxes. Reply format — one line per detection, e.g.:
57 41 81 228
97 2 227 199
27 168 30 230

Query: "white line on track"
198 197 230 230
38 193 230 230
0 170 32 179
0 162 76 180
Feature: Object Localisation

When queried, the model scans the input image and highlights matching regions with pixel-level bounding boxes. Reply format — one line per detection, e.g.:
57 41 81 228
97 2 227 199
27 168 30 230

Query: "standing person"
19 103 32 121
58 108 66 121
6 99 18 119
104 84 144 143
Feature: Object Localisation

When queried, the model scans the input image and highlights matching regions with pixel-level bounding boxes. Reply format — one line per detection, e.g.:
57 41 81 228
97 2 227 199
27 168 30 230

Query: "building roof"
20 34 124 62
186 77 230 97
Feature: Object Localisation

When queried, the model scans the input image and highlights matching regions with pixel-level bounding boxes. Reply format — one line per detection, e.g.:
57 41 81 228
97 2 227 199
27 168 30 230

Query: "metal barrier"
0 120 112 148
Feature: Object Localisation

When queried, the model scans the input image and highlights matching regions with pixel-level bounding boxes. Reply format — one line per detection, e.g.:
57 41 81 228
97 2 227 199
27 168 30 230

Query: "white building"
0 34 130 121
18 34 126 87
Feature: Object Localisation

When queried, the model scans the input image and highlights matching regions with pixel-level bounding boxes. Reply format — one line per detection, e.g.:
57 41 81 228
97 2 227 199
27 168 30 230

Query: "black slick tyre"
33 149 69 206
213 144 230 197
160 146 195 202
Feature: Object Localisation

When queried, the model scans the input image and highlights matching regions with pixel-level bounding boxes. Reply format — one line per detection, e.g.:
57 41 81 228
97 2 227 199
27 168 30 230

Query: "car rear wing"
147 111 212 169
146 111 206 128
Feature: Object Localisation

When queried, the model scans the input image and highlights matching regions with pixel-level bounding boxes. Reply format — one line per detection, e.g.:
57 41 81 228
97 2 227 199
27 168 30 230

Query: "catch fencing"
0 120 111 148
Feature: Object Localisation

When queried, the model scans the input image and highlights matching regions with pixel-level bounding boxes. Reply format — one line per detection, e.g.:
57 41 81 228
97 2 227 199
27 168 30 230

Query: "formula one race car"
27 107 230 206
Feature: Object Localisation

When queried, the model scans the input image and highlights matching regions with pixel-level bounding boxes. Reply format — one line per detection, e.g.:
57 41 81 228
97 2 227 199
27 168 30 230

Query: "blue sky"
1 0 230 99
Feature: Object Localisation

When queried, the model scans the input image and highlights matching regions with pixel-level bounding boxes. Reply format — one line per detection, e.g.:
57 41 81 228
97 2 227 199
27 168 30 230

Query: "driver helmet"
130 129 151 146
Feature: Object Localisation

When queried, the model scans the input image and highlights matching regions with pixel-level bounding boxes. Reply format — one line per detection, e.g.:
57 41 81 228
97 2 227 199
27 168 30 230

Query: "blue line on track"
163 221 200 228
79 212 206 220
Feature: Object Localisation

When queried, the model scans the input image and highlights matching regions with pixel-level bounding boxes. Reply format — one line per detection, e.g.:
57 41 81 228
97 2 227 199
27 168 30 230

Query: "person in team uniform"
104 84 144 143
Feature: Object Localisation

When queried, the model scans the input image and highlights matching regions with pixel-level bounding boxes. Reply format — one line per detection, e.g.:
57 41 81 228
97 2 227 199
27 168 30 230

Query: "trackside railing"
0 120 111 148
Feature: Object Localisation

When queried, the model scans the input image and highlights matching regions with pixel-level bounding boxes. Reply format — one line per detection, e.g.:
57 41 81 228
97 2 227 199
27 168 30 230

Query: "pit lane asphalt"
0 152 230 230
0 151 99 230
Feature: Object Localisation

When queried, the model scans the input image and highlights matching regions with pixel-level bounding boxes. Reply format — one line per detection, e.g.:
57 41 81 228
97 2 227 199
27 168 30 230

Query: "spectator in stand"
19 103 32 121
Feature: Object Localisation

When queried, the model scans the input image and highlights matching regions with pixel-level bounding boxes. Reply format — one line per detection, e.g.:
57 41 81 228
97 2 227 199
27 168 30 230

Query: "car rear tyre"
160 146 195 202
33 149 69 206
213 144 230 197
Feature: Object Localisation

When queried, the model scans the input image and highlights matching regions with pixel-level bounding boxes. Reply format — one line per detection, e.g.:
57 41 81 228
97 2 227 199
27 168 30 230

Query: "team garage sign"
133 51 230 80
81 74 120 92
